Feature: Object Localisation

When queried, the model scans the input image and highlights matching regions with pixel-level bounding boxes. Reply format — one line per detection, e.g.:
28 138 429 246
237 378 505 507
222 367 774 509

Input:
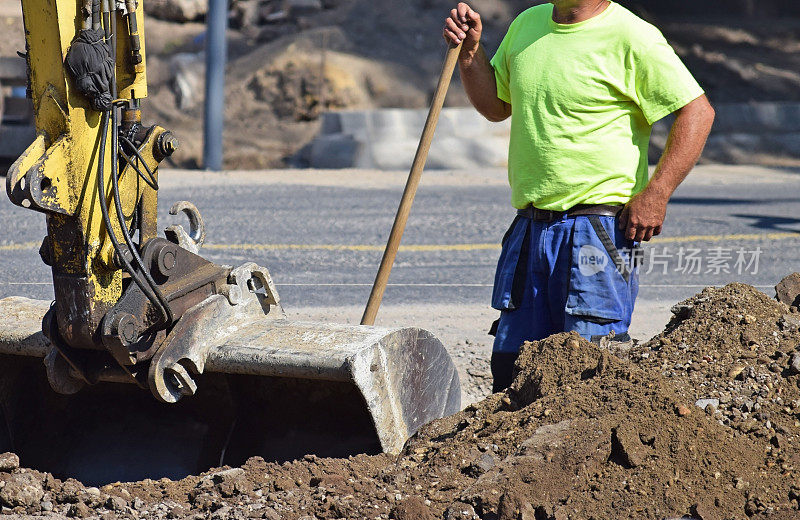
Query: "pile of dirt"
4 302 800 519
630 283 800 479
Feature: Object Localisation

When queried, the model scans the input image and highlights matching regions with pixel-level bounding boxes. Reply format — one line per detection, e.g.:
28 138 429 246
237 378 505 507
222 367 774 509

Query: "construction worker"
443 0 715 392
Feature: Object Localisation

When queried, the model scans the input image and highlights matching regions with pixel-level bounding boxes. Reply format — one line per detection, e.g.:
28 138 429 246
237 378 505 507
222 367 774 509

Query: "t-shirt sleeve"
490 23 515 104
633 36 705 125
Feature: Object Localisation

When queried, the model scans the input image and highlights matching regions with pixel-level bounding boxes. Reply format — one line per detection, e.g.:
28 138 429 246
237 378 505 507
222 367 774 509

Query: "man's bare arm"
619 94 715 242
444 3 511 122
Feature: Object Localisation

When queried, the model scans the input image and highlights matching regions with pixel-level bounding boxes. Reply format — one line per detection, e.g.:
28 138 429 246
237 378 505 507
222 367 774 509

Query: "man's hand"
443 3 482 58
618 186 668 242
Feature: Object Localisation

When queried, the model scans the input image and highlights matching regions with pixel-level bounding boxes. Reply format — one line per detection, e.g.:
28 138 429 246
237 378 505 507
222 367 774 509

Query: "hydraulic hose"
97 7 174 329
96 110 169 329
110 104 174 326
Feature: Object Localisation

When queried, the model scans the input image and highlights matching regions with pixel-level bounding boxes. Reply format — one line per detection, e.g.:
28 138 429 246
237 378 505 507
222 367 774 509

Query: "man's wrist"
642 180 672 202
458 43 481 65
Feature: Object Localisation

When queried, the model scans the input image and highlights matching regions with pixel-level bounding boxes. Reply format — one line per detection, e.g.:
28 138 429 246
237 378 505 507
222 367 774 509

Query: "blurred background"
1 0 799 171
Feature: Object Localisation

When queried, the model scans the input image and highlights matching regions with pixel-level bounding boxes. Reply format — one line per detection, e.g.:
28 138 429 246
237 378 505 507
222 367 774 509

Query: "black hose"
118 135 158 189
118 148 158 190
110 106 174 326
98 8 173 329
96 110 170 328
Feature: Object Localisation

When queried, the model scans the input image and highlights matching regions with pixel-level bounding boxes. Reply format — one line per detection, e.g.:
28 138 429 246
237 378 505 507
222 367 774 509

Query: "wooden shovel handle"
361 42 462 326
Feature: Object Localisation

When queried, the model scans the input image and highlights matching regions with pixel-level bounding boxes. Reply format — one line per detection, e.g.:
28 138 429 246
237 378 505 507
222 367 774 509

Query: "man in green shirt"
443 0 715 391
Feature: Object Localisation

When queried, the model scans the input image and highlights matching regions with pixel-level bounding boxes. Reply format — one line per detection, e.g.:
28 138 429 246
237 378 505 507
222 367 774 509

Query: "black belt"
516 204 622 222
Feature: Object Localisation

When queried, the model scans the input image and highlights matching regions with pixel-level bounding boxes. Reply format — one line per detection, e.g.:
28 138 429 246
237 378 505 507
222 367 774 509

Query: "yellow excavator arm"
0 0 459 484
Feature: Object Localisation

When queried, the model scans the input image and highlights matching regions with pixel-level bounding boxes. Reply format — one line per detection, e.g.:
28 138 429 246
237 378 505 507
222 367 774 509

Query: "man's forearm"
459 45 511 122
646 95 715 198
619 94 714 241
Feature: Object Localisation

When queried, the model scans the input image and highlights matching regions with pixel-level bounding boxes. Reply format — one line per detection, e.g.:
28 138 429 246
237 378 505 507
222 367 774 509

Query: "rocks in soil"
632 283 800 448
168 52 205 110
443 502 478 519
286 0 323 16
0 470 45 508
144 0 206 22
696 398 720 411
68 501 91 518
611 423 648 468
775 272 800 307
390 496 434 520
790 352 800 374
496 492 538 520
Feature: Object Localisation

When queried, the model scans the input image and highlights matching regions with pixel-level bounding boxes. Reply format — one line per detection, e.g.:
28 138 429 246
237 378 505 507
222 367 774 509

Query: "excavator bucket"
0 290 461 485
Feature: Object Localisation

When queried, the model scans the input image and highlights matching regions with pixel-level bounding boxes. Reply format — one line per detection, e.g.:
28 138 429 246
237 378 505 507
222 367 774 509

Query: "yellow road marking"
202 243 500 252
650 231 800 244
205 231 800 251
1 231 799 253
0 241 39 251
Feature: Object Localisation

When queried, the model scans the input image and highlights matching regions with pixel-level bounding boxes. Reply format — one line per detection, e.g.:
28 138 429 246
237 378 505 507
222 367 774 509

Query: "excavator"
0 0 460 484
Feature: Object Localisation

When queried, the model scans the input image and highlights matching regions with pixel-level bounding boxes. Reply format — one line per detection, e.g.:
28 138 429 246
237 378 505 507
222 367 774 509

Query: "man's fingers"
643 228 654 242
443 28 461 45
457 2 469 23
653 225 663 236
445 17 465 38
625 223 637 241
466 7 481 25
633 225 648 243
618 207 629 231
451 7 469 31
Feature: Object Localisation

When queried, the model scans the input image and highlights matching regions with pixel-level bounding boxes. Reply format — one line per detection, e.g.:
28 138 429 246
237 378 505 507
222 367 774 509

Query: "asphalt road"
2 165 800 337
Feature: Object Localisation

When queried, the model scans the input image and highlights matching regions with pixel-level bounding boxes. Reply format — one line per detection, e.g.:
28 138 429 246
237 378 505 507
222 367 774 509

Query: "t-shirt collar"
548 1 616 33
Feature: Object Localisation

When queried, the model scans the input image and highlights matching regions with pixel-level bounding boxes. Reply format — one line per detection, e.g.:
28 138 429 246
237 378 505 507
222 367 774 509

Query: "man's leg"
490 218 555 392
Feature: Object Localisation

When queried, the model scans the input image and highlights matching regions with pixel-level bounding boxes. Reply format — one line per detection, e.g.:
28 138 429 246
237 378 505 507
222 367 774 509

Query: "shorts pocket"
565 216 633 322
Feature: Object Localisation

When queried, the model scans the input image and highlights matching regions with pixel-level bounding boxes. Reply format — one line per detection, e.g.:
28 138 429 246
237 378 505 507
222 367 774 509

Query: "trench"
0 355 381 485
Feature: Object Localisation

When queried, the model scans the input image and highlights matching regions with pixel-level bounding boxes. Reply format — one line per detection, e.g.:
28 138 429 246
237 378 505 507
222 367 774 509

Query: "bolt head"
112 314 139 345
158 132 179 157
156 246 178 275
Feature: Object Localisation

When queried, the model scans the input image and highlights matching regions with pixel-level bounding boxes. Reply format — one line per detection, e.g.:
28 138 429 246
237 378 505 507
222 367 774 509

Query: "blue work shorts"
490 213 639 353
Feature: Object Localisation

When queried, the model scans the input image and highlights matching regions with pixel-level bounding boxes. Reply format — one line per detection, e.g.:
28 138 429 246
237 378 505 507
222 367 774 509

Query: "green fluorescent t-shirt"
490 2 704 211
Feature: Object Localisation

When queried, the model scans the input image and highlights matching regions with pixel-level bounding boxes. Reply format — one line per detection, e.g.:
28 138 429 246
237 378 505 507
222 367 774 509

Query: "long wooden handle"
361 42 462 326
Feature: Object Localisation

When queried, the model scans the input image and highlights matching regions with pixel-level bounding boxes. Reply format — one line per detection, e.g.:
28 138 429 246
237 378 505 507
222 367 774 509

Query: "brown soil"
4 283 800 519
630 283 800 497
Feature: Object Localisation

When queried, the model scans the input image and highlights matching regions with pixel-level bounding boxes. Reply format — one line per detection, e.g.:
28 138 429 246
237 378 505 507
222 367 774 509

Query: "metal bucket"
0 297 460 484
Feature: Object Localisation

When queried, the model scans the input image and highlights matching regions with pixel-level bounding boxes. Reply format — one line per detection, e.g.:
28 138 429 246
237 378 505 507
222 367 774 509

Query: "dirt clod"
390 496 434 520
0 470 45 508
0 452 19 472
